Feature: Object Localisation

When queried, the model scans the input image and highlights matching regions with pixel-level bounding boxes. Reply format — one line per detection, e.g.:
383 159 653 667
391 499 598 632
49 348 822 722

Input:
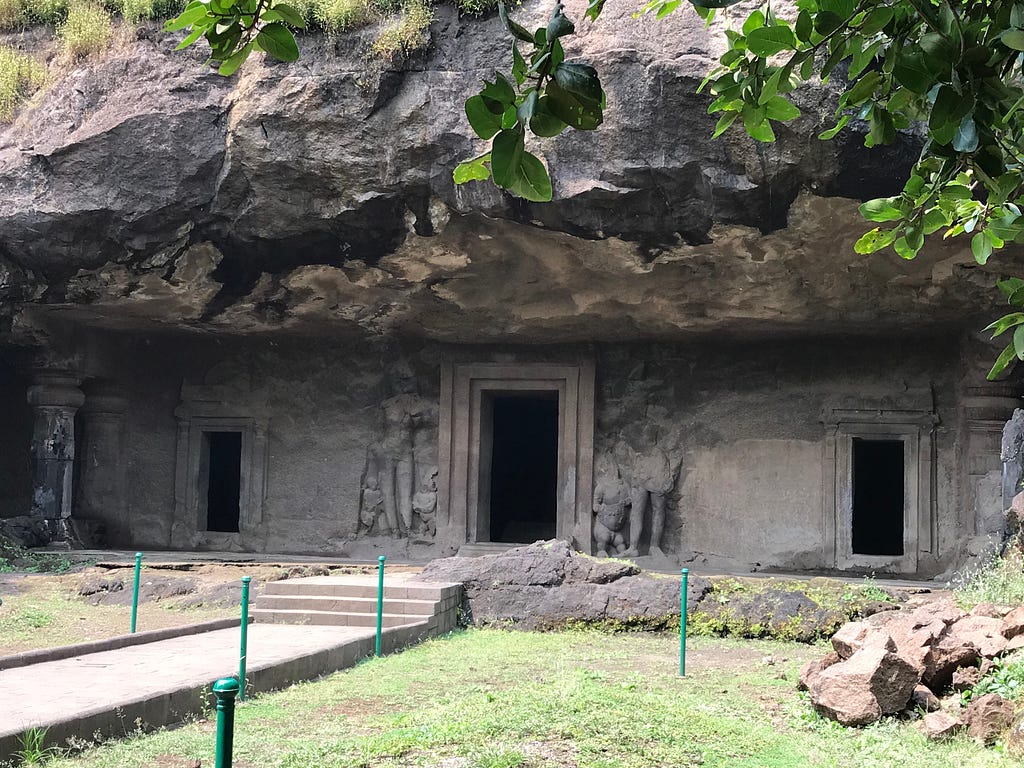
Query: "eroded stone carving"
359 393 437 539
1002 408 1024 510
614 425 680 558
412 467 438 538
592 455 628 557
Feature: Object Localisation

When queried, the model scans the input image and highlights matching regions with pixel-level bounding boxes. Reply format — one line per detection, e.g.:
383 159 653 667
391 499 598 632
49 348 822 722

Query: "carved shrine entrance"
437 362 595 553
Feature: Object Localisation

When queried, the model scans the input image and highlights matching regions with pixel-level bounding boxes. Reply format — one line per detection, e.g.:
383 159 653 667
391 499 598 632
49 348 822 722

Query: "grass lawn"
36 629 1021 768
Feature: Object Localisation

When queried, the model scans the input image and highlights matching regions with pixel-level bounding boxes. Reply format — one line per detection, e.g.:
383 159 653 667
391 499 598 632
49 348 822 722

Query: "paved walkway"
0 621 423 759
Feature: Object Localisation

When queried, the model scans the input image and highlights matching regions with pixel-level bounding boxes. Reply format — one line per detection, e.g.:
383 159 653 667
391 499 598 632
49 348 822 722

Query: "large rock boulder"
965 693 1017 744
419 539 710 629
807 647 921 726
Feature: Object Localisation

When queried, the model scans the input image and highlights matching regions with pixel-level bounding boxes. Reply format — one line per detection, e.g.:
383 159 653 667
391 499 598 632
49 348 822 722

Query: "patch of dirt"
522 739 580 767
315 697 393 718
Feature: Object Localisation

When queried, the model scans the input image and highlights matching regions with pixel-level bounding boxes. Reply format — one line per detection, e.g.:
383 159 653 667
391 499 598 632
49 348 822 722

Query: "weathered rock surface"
419 539 710 629
911 684 941 713
919 711 964 740
965 693 1017 744
808 647 920 726
0 1 1020 346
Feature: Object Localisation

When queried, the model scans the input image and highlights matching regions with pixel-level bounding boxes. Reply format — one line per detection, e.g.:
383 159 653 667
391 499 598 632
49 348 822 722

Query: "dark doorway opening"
852 438 904 556
204 431 242 533
488 393 559 543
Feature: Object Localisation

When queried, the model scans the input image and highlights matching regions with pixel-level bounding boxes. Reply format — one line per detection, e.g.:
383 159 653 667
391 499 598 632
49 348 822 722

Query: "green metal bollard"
130 552 143 633
375 555 386 657
680 568 689 677
213 676 240 768
238 576 251 701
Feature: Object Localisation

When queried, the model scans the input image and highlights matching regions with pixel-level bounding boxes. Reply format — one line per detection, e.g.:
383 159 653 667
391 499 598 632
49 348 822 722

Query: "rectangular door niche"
822 404 937 574
437 362 595 553
171 384 269 549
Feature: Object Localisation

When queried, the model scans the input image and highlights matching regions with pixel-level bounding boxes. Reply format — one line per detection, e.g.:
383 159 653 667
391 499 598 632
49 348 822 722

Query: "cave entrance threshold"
437 362 596 554
481 392 559 544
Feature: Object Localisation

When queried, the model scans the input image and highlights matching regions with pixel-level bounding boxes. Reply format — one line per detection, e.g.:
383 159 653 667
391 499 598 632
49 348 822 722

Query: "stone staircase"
252 573 462 635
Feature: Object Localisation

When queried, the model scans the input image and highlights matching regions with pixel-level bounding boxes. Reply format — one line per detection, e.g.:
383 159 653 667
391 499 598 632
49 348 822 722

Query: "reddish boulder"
965 693 1017 744
971 603 1007 619
798 652 839 692
1002 606 1024 640
923 634 981 690
1008 634 1024 652
953 616 1009 659
809 647 921 726
918 711 964 740
910 684 941 712
952 666 981 693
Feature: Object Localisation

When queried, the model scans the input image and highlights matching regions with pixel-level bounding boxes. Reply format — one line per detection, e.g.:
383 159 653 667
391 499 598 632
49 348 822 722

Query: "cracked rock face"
0 1 1017 344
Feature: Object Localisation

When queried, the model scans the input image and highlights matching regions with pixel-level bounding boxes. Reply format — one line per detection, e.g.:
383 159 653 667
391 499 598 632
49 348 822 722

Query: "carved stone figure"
1002 408 1024 511
412 467 438 537
359 474 385 534
615 424 679 558
592 457 627 557
360 393 437 539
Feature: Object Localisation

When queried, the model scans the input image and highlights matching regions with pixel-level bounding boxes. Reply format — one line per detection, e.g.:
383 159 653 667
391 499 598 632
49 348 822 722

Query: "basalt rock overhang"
0 0 1018 347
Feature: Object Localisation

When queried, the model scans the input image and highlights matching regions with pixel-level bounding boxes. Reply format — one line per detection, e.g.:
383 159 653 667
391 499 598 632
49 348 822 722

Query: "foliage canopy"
165 0 1024 376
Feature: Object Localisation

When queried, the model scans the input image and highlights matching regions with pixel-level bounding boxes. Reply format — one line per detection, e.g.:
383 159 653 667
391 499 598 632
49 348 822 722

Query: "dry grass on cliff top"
35 630 1018 768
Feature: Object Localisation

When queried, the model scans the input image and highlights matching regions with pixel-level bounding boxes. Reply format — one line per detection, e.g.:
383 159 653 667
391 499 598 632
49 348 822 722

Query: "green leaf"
794 9 812 42
1014 325 1024 360
270 2 305 27
552 63 603 107
893 234 921 259
814 10 843 35
972 231 994 264
465 95 503 140
1002 29 1024 51
860 197 903 222
546 2 574 40
256 22 299 61
988 342 1017 380
498 1 534 43
491 128 525 188
764 95 800 121
546 79 603 129
165 0 207 31
481 73 517 107
952 116 979 153
892 47 934 94
453 153 491 184
983 312 1024 336
529 96 568 137
218 41 253 75
512 44 527 86
508 150 553 202
174 25 205 50
741 9 764 34
746 25 797 57
854 227 898 253
711 110 739 138
516 89 539 124
860 6 892 35
585 0 606 21
868 106 895 145
843 70 882 106
819 115 849 140
998 278 1024 300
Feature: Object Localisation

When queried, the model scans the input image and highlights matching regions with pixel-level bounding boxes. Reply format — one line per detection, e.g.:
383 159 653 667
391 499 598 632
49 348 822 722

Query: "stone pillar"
76 389 129 544
27 371 85 541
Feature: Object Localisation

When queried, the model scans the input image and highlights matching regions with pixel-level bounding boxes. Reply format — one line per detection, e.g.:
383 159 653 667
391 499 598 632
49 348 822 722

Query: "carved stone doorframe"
437 361 596 553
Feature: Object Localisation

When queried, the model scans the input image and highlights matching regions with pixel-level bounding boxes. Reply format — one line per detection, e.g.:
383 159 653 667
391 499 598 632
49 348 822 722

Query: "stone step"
251 608 425 628
255 594 438 616
262 578 458 601
457 542 523 557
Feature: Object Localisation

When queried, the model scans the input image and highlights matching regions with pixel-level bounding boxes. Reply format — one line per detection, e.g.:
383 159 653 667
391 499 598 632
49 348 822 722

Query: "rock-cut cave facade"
1 1 1022 577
